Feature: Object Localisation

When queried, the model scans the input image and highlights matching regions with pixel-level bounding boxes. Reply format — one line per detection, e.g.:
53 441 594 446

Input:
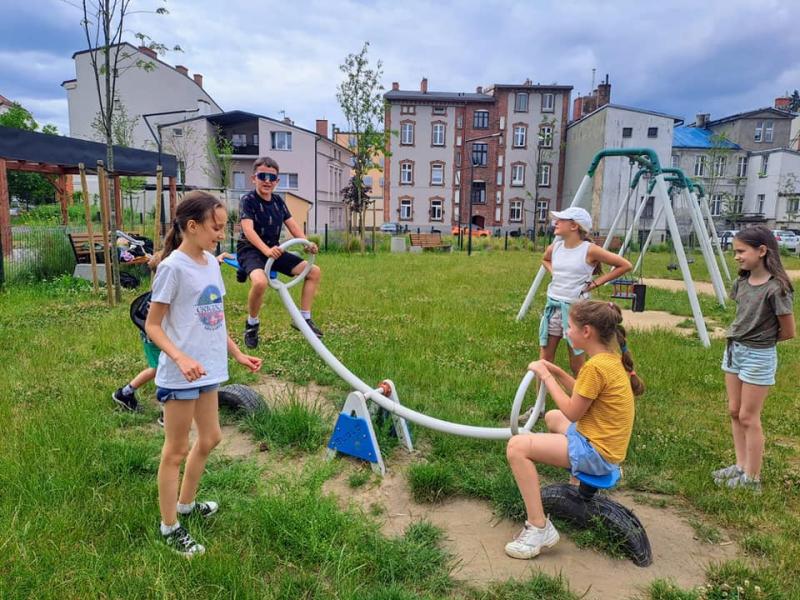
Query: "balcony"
230 143 260 155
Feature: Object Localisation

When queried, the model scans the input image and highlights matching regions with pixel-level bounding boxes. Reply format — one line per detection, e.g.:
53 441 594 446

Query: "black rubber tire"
541 483 653 567
218 384 266 414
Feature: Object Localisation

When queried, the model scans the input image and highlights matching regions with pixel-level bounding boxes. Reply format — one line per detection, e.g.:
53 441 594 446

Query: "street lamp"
463 131 502 256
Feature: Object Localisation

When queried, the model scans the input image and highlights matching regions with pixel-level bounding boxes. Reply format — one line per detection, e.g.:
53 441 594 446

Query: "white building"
744 149 800 230
161 112 353 232
562 104 681 238
61 43 222 150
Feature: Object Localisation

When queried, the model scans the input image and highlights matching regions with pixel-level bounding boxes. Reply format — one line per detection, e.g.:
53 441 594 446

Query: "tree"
779 172 800 227
205 126 234 210
704 133 737 226
524 116 556 248
76 0 179 301
336 42 389 253
0 103 58 205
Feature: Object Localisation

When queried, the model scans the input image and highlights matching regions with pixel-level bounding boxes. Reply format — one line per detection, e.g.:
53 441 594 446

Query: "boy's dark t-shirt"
727 276 794 347
238 190 292 247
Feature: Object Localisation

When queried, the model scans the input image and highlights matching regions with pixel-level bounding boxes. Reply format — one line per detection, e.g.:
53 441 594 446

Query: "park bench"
68 231 107 264
408 232 451 252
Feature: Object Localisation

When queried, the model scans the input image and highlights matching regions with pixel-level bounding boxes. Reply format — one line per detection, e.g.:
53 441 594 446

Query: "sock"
177 501 196 515
301 310 311 320
122 384 135 395
247 316 259 326
161 521 180 536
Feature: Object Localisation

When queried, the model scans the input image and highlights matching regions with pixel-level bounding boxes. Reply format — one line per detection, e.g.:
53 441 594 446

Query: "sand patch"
251 375 337 417
324 460 739 599
621 309 726 339
644 277 717 296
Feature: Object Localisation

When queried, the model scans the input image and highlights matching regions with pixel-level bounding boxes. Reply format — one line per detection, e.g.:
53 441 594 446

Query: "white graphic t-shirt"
151 249 229 389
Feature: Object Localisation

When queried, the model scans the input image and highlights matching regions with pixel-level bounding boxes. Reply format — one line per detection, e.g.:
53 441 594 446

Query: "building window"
472 143 488 166
401 122 415 145
277 173 298 189
537 199 549 222
694 155 707 177
473 110 489 129
432 106 446 115
232 133 247 147
172 127 183 137
400 105 416 115
541 93 555 112
647 127 658 138
400 161 413 185
515 92 529 112
471 182 486 204
399 197 413 220
271 131 292 150
455 152 462 167
671 154 680 168
233 171 246 190
252 134 259 145
537 163 551 187
513 125 527 148
539 125 553 148
713 156 726 177
757 194 765 213
754 121 763 142
710 194 723 216
730 195 743 214
622 127 633 138
787 196 799 214
430 163 444 186
510 200 523 222
761 154 769 176
737 156 747 177
456 115 463 129
511 163 525 186
430 197 443 221
431 122 446 146
765 120 774 142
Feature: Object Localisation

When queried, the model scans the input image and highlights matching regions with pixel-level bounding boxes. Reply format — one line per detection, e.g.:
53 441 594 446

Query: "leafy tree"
205 126 234 209
336 42 389 253
0 103 58 205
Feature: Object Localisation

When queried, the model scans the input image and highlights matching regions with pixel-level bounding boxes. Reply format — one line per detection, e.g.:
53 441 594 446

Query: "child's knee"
162 442 190 465
250 276 268 293
308 265 321 281
738 411 761 429
506 435 529 461
728 406 741 421
544 410 560 430
197 428 223 454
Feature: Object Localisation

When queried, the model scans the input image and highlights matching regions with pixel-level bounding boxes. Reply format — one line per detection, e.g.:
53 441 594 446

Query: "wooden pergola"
0 125 178 256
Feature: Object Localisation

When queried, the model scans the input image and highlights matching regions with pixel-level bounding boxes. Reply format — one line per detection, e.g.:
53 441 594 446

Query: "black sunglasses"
255 172 278 182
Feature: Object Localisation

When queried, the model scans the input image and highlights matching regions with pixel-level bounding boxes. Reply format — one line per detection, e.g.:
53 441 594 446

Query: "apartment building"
384 78 571 233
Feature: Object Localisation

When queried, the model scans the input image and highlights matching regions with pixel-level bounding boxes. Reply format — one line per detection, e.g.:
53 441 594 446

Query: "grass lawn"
1 248 798 599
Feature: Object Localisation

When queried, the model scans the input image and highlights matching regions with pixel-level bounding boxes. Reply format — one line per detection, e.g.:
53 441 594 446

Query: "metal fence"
1 226 76 285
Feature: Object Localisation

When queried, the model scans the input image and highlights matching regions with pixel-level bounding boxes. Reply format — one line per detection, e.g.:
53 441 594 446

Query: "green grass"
1 249 799 598
241 396 329 452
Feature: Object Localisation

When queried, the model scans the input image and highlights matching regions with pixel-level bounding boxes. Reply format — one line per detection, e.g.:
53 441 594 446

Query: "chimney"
138 45 157 59
596 74 611 108
193 73 203 87
476 86 483 94
696 113 710 128
175 65 189 77
420 77 428 93
572 95 583 121
283 117 292 124
775 96 791 110
316 119 328 138
392 82 399 91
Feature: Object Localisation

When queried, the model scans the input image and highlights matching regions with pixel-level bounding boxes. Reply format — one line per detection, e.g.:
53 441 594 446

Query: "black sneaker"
112 387 139 412
162 525 205 557
180 500 219 519
291 318 324 338
244 321 260 348
236 268 247 283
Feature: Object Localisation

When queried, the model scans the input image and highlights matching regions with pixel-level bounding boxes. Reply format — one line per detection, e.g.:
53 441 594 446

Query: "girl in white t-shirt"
146 191 262 557
539 207 631 374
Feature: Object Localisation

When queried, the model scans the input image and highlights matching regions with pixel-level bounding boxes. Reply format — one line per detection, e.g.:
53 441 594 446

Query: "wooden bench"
68 232 149 264
409 232 451 252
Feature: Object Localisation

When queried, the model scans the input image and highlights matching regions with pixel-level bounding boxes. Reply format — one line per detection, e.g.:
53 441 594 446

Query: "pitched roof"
673 126 741 149
701 107 797 127
384 90 495 103
0 93 13 106
568 103 683 128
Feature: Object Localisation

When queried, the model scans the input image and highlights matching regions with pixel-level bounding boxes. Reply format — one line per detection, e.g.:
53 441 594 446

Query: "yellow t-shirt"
574 352 635 464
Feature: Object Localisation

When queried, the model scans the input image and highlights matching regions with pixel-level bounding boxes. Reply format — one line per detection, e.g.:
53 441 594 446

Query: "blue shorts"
156 384 219 404
722 341 777 386
566 423 617 477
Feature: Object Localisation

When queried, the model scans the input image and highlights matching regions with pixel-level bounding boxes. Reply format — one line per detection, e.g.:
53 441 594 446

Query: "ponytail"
615 325 645 396
161 220 182 261
158 192 224 262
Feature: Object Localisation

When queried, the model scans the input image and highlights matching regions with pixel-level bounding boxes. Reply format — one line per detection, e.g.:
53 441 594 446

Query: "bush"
7 228 75 283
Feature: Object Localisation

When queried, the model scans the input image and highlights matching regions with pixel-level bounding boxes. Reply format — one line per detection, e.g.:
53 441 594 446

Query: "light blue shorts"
722 341 777 386
156 384 219 404
566 423 617 477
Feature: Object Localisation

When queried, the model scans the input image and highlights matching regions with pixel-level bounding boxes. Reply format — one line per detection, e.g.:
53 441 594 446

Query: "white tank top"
546 240 595 302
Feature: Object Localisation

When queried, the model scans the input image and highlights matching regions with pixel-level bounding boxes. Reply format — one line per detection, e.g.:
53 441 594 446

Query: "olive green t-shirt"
727 277 794 348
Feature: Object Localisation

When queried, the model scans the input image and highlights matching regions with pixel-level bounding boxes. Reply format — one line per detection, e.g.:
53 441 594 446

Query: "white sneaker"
505 519 560 559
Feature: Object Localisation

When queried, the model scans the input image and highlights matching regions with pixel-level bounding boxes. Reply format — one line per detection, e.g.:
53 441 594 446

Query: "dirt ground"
620 308 726 339
213 377 740 600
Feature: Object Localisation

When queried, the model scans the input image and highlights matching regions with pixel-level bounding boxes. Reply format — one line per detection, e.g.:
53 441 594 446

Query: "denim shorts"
722 340 777 386
566 423 617 477
156 384 219 404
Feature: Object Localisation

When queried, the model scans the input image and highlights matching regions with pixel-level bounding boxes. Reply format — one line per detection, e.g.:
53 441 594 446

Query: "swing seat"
575 467 621 491
610 278 637 300
222 254 241 270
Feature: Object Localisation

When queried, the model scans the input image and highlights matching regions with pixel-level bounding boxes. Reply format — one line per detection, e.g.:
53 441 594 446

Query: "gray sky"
1 0 798 136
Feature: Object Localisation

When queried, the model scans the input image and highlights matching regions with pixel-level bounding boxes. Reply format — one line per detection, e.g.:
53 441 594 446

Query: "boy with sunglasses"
237 157 323 347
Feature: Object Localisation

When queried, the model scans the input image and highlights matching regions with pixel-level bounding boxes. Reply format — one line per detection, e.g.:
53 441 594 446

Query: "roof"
384 90 495 103
702 107 797 127
0 94 12 106
673 126 741 149
568 103 683 128
487 84 573 91
0 125 178 177
284 190 313 205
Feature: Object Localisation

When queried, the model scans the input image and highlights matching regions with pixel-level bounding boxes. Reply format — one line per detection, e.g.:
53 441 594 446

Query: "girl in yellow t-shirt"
505 300 645 560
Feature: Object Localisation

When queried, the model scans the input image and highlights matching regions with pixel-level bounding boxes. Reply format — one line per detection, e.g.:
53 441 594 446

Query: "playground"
2 243 799 598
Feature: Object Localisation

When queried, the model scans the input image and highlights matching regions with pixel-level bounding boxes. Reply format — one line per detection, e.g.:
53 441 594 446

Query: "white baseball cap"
550 207 592 232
